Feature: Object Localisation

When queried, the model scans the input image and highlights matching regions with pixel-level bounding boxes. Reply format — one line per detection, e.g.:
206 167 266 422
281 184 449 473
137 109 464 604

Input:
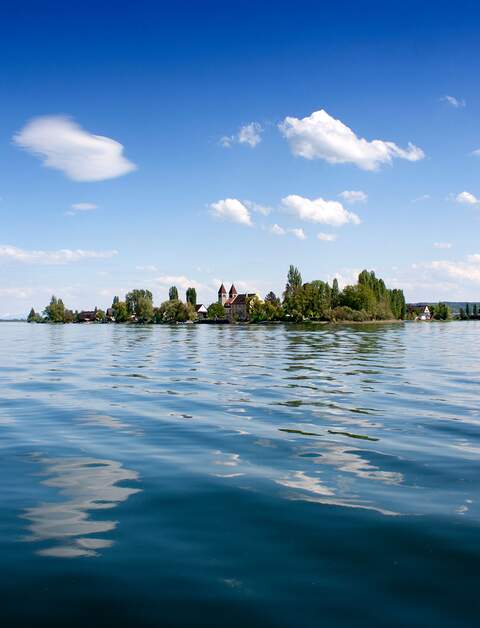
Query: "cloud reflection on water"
22 456 140 558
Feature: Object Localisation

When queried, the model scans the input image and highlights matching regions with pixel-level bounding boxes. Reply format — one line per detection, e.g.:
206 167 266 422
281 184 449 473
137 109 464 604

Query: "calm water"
1 321 479 627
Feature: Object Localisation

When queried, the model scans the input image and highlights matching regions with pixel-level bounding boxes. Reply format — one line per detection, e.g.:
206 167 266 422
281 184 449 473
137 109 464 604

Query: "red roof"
218 283 226 295
229 284 237 296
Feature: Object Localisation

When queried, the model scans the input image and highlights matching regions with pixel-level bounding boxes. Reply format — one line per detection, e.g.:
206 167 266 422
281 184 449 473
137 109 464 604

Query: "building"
77 310 96 322
218 283 256 321
195 304 208 319
407 304 431 321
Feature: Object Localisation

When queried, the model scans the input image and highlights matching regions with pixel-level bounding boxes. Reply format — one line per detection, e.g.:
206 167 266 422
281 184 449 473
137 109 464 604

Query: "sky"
2 0 480 317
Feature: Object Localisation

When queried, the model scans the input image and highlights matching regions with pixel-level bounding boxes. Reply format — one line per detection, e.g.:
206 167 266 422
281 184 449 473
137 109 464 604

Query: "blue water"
0 321 479 627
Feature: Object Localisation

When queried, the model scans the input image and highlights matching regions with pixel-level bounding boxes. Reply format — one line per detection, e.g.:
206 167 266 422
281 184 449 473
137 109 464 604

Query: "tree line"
27 266 409 324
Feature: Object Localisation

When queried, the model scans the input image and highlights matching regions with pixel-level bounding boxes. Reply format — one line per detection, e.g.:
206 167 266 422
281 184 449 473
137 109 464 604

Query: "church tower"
218 283 227 305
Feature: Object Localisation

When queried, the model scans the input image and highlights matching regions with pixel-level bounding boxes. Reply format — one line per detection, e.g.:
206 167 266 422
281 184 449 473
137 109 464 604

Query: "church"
218 283 256 321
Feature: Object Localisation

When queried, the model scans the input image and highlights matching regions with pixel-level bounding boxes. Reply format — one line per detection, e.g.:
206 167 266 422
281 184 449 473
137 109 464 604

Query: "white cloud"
278 109 424 170
238 122 263 147
339 190 367 204
0 287 33 299
210 198 253 226
221 122 263 148
244 200 272 215
135 265 158 272
411 194 431 203
454 191 479 205
282 194 361 226
426 260 480 283
65 202 98 216
317 232 337 241
13 116 136 182
290 228 306 240
467 254 480 263
0 245 118 265
433 242 452 249
472 149 480 157
270 224 286 236
441 95 466 108
154 275 205 291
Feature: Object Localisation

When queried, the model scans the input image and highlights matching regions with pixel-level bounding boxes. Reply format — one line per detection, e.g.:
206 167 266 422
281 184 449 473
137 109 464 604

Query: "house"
195 304 208 319
218 283 256 321
105 308 114 322
77 310 96 322
407 304 431 321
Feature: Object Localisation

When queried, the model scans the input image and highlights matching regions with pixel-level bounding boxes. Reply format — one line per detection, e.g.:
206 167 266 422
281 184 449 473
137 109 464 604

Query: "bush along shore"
27 266 414 325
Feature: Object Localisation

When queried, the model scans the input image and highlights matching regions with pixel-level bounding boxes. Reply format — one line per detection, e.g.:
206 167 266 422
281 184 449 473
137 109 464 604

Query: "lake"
0 321 479 627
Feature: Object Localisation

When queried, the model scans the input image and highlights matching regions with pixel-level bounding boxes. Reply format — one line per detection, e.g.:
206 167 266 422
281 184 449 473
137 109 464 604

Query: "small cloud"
411 194 431 203
135 265 158 272
244 200 272 215
154 275 205 291
220 122 263 148
454 191 479 205
13 115 136 182
270 224 286 236
210 198 253 226
317 232 337 242
0 244 118 265
278 109 424 170
433 242 452 249
290 228 306 240
282 194 361 226
472 149 480 157
65 202 98 216
338 190 367 204
440 95 466 108
238 122 263 147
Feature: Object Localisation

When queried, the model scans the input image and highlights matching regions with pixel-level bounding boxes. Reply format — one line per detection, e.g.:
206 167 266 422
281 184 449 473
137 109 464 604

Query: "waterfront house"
77 310 96 322
195 304 208 319
218 283 256 321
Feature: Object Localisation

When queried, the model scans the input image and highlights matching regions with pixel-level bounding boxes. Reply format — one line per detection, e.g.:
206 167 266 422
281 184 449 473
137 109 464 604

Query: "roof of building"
229 284 237 296
218 283 226 294
195 304 207 312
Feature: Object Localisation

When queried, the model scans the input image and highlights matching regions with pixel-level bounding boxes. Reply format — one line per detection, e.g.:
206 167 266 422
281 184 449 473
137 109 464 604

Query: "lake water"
0 321 479 627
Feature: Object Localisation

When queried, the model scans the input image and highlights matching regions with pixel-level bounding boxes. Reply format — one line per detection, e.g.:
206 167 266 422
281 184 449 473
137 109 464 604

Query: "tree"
331 278 340 308
433 303 451 320
459 307 468 320
265 291 280 305
126 289 153 322
186 287 197 306
283 266 304 320
474 304 478 318
157 300 196 323
95 309 106 323
27 307 41 323
207 302 226 319
112 300 129 323
169 286 178 301
44 295 66 323
466 303 471 319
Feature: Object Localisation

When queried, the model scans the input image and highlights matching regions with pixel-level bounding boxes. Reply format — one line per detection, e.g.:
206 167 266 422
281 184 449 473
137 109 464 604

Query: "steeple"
218 283 227 305
229 284 237 298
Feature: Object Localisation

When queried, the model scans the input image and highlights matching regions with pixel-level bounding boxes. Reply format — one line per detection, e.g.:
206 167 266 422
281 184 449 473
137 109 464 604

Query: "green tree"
169 286 178 301
283 265 304 320
473 304 478 318
112 300 129 323
459 307 467 320
186 287 197 306
44 295 66 323
207 302 226 319
433 303 451 320
265 291 280 305
157 300 195 323
95 309 106 323
126 289 153 322
466 303 471 318
331 278 340 308
27 307 41 323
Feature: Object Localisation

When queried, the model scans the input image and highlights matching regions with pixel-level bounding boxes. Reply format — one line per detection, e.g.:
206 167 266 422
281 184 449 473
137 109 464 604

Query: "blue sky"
2 0 480 316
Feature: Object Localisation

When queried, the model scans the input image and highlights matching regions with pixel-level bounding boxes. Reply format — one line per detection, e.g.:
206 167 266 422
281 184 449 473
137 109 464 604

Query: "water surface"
1 322 479 627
